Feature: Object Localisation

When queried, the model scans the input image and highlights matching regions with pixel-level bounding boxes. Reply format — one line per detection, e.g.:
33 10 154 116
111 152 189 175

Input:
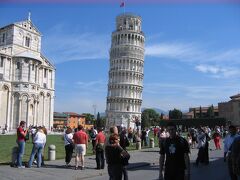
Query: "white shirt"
64 133 73 146
34 131 46 145
224 134 239 153
197 132 206 148
146 130 150 137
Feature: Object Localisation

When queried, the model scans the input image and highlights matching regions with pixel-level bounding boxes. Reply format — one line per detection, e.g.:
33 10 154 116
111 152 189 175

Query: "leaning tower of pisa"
106 13 145 130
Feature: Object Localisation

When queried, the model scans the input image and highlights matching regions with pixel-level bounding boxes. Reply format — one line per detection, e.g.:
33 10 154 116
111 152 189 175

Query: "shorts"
75 144 86 156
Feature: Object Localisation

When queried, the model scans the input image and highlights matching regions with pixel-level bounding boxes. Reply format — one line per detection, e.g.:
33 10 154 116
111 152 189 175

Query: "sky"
1 1 240 115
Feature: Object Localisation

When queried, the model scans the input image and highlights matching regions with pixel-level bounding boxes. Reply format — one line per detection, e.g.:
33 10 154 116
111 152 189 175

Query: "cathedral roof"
14 19 41 35
230 94 240 100
14 50 42 61
13 50 55 69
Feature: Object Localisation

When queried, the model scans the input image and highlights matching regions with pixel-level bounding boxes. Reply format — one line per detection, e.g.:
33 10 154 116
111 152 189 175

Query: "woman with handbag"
64 127 74 167
95 127 106 169
105 133 130 180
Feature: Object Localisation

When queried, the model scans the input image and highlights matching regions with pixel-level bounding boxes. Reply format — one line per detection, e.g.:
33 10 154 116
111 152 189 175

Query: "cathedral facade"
106 13 145 130
0 16 55 132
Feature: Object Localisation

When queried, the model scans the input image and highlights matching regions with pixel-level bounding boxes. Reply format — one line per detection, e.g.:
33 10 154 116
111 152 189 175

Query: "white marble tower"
106 13 145 130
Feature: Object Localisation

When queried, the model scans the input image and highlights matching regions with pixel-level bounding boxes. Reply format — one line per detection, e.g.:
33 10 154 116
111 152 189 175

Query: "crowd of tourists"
14 120 240 180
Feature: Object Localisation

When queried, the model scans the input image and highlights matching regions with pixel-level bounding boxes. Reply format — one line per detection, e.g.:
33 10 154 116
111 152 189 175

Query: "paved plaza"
0 141 230 180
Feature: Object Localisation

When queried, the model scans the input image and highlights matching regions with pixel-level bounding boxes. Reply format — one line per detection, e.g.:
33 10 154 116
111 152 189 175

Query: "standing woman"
16 121 29 168
64 127 74 166
105 133 130 180
212 128 221 150
28 128 46 168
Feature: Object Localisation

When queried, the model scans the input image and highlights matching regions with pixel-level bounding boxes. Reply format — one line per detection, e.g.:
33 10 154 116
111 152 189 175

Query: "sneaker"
74 166 78 170
17 166 25 168
33 160 37 165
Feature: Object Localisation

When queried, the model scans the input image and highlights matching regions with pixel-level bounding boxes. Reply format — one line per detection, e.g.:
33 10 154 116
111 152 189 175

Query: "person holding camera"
16 121 29 168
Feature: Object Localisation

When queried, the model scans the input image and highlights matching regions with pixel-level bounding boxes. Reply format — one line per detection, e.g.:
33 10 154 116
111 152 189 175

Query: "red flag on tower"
120 1 125 7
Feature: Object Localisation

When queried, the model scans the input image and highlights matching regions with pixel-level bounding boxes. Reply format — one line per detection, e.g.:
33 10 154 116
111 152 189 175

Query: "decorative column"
43 95 45 126
10 95 14 131
19 98 22 125
6 89 11 131
49 96 54 131
26 98 30 127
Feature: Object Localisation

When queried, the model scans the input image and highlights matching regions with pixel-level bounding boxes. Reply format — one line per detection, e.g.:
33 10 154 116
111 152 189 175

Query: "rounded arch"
20 93 30 99
13 92 20 98
40 91 45 96
2 84 10 91
31 94 37 100
46 92 52 98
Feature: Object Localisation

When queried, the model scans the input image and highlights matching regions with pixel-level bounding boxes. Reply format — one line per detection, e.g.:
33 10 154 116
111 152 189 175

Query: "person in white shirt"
223 125 239 180
64 127 74 166
28 128 46 168
196 128 207 166
145 128 150 146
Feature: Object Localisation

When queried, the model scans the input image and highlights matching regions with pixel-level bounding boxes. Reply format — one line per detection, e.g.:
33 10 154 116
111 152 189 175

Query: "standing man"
90 127 98 153
95 127 106 169
224 125 239 180
159 122 190 180
73 125 88 170
16 121 29 168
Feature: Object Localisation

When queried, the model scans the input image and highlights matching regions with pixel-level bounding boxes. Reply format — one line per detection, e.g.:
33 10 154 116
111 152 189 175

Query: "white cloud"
195 65 240 78
145 42 199 61
42 25 110 64
142 82 239 111
75 80 107 93
195 65 220 74
145 40 240 78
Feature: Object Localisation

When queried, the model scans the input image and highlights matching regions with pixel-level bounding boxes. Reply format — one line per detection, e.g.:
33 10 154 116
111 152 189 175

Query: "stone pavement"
0 141 231 180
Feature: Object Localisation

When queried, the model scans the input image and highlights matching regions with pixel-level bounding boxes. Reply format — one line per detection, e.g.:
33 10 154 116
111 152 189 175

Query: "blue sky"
1 3 240 114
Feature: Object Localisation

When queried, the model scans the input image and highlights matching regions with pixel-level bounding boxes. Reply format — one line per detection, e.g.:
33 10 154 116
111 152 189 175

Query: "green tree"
169 108 182 119
160 113 164 120
96 112 101 128
82 113 95 126
199 106 202 118
141 109 159 128
96 112 105 128
207 105 214 118
193 108 196 119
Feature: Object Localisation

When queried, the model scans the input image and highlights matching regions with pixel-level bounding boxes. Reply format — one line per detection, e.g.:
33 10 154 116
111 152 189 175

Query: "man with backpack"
89 127 98 153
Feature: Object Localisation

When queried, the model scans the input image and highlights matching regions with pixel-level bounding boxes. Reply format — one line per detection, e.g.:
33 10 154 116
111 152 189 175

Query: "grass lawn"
0 132 160 164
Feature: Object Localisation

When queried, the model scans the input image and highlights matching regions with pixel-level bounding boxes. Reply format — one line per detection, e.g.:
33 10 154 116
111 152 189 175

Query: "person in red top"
95 127 106 169
154 126 159 139
73 125 88 170
16 121 29 168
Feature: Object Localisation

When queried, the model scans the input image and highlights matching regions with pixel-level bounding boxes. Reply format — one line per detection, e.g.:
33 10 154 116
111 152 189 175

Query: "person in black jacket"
120 127 130 180
106 134 128 180
159 122 190 180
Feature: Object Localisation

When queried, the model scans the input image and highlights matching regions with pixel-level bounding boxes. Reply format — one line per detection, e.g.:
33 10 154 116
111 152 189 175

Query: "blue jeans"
17 141 25 167
28 143 44 168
